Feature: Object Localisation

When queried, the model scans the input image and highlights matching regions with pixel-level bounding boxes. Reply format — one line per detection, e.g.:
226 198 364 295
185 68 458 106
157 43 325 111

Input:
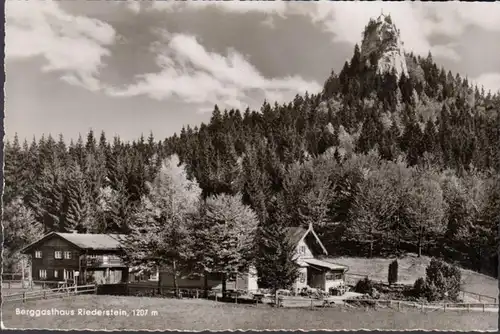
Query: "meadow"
336 254 498 300
2 295 497 331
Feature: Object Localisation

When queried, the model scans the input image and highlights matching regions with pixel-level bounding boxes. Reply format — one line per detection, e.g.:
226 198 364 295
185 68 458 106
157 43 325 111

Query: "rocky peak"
360 14 408 78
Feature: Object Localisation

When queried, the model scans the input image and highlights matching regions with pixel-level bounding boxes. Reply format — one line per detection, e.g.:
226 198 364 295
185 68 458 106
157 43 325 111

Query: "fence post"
310 299 314 310
398 301 401 311
23 292 26 303
44 291 47 299
421 301 424 312
482 303 485 312
443 303 446 312
94 284 98 295
467 303 470 312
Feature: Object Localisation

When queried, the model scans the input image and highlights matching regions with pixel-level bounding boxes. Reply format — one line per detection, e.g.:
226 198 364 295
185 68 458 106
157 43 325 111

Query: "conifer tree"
255 196 300 292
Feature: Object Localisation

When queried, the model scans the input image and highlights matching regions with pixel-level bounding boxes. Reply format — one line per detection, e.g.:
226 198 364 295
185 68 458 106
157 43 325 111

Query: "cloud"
6 0 116 91
125 1 141 15
473 73 500 94
108 32 321 112
151 2 500 62
150 1 287 16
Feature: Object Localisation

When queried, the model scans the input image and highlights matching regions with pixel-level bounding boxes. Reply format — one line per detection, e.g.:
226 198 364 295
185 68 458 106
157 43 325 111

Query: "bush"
412 277 426 297
425 258 461 301
388 260 398 285
411 259 462 302
354 277 374 294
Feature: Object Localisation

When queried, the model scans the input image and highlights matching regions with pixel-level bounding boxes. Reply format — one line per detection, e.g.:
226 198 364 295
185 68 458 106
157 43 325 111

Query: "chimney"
308 222 313 231
68 229 78 234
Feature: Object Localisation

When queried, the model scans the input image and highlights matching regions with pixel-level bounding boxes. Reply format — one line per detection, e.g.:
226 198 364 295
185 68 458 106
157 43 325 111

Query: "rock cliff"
360 14 408 78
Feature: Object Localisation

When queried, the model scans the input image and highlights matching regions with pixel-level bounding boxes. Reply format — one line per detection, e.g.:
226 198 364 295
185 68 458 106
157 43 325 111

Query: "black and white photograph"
2 0 500 331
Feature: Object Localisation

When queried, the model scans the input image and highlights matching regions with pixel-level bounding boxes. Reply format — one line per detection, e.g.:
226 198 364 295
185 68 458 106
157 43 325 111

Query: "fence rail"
2 284 97 304
2 279 76 290
276 296 499 312
460 290 497 303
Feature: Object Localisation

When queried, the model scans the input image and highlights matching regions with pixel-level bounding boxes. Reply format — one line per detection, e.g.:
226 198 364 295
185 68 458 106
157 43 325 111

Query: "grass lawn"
333 254 498 299
2 295 497 331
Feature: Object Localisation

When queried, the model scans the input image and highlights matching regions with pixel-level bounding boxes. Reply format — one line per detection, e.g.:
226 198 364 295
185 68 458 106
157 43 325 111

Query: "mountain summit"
360 14 408 78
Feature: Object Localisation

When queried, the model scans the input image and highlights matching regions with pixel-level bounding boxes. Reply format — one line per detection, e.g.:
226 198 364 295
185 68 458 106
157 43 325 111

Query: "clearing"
332 253 498 299
2 295 497 331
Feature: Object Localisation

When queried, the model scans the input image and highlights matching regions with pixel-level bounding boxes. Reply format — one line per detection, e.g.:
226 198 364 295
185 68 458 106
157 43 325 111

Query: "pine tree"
255 196 300 292
65 162 95 232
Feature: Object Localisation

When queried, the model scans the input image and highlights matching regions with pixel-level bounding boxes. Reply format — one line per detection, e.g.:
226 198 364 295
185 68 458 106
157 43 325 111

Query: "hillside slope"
329 254 497 299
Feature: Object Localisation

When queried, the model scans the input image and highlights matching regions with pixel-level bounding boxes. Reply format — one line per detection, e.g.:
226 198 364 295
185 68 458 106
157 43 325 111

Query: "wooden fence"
277 296 499 312
2 279 76 291
2 284 96 304
460 290 497 303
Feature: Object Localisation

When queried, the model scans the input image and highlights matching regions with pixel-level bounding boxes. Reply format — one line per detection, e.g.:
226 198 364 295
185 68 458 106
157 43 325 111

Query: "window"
102 256 109 264
299 272 306 283
55 251 62 259
326 273 343 281
54 270 59 279
64 269 74 280
299 246 306 255
64 251 72 259
39 269 47 279
35 251 42 258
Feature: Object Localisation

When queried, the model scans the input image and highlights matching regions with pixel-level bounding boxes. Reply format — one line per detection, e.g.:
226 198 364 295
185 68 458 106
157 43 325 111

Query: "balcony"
80 255 125 268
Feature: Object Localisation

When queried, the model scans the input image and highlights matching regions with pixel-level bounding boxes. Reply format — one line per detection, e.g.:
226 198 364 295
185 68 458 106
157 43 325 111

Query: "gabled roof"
285 227 308 247
285 223 328 256
21 232 127 253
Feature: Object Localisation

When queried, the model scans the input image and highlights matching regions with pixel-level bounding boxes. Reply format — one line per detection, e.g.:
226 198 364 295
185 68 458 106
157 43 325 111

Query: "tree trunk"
417 236 422 258
417 227 424 258
173 260 179 298
369 226 374 258
203 271 208 298
157 267 162 296
222 273 227 295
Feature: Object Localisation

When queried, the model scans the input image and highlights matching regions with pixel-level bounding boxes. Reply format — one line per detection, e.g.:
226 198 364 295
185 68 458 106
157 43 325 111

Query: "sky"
5 1 500 143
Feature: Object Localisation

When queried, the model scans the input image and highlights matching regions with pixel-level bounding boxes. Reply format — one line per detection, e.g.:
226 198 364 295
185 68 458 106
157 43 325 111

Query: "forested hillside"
3 16 500 278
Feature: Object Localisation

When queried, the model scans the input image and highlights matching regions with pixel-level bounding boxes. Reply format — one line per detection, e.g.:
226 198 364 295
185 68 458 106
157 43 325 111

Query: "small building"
269 223 348 294
21 232 128 285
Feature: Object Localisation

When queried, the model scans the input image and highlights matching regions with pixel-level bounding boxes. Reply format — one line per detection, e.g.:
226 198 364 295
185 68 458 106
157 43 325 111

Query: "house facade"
21 232 129 285
287 224 348 294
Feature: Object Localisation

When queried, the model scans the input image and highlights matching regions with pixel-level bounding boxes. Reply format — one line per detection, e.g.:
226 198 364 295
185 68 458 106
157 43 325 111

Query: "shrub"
388 259 398 285
412 277 426 298
411 259 462 302
354 277 374 294
425 258 461 301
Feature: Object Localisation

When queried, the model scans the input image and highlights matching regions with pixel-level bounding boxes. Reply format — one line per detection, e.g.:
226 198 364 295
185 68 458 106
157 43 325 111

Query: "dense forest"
3 46 500 278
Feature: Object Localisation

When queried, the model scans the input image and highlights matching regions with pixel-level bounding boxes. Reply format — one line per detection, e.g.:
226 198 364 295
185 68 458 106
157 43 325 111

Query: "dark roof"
21 232 127 253
285 227 308 247
285 225 328 256
54 233 126 250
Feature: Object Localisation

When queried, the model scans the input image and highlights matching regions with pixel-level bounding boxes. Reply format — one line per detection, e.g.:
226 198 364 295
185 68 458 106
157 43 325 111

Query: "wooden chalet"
21 232 128 285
